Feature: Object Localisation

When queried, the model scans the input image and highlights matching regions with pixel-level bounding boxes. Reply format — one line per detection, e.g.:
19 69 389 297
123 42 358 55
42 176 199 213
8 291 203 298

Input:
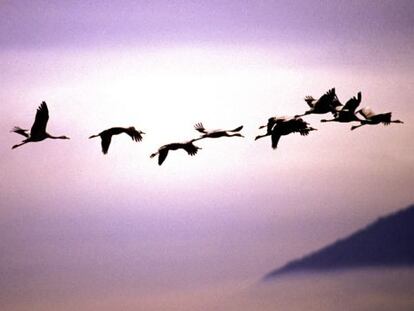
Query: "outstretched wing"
194 122 208 133
158 148 169 165
330 94 343 112
342 92 361 113
271 130 281 149
266 117 278 133
288 118 309 133
317 88 342 113
30 101 49 135
184 143 200 156
317 88 335 104
126 127 143 142
101 135 112 154
358 107 375 119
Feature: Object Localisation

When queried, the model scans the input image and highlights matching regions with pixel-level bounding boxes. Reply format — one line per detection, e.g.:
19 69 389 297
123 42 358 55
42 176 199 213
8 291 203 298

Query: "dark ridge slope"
265 205 414 280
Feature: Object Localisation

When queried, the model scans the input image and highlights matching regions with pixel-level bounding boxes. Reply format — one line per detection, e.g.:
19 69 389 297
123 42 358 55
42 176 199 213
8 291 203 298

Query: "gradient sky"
1 1 414 310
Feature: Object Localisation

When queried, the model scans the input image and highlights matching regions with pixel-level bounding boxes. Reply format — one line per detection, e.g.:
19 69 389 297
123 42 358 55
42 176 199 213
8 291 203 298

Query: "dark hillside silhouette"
265 205 414 280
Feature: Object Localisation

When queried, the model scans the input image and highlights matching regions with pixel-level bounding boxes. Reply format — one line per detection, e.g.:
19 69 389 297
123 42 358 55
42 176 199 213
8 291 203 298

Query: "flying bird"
11 101 70 149
255 116 317 149
193 122 244 140
295 88 342 118
255 116 293 140
351 107 404 130
150 139 201 166
89 127 145 154
321 92 363 123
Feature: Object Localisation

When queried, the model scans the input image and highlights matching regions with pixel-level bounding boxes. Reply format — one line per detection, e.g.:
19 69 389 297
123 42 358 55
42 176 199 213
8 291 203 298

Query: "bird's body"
321 92 363 123
193 123 244 140
11 101 70 149
89 126 145 154
295 88 342 118
256 116 295 140
351 107 404 130
150 139 201 166
255 116 317 149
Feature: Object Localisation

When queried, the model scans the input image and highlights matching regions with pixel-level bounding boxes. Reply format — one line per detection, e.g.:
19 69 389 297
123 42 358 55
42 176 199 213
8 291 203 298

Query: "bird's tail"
298 127 317 136
89 134 99 139
150 152 158 158
11 127 29 137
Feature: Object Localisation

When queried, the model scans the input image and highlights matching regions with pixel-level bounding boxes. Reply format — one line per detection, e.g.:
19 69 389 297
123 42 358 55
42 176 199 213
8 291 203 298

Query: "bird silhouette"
321 92 363 123
11 101 70 149
256 116 317 149
150 139 202 166
255 116 292 140
193 123 244 140
351 107 404 130
89 127 145 154
295 88 342 118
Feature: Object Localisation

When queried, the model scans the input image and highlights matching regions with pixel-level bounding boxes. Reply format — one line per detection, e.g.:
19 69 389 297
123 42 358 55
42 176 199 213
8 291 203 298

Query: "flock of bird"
11 88 403 165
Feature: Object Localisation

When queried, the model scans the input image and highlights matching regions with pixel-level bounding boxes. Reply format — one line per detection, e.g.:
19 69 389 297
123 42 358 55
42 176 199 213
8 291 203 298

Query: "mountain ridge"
265 204 414 280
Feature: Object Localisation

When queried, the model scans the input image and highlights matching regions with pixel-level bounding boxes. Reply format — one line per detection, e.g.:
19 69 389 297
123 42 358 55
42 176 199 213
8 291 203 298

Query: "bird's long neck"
47 133 67 139
12 141 29 149
255 133 269 140
351 124 365 130
294 112 308 118
352 115 364 122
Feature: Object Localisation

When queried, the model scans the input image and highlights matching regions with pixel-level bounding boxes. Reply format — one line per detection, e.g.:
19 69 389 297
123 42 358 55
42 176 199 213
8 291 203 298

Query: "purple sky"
1 0 413 48
1 1 414 310
1 0 412 80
